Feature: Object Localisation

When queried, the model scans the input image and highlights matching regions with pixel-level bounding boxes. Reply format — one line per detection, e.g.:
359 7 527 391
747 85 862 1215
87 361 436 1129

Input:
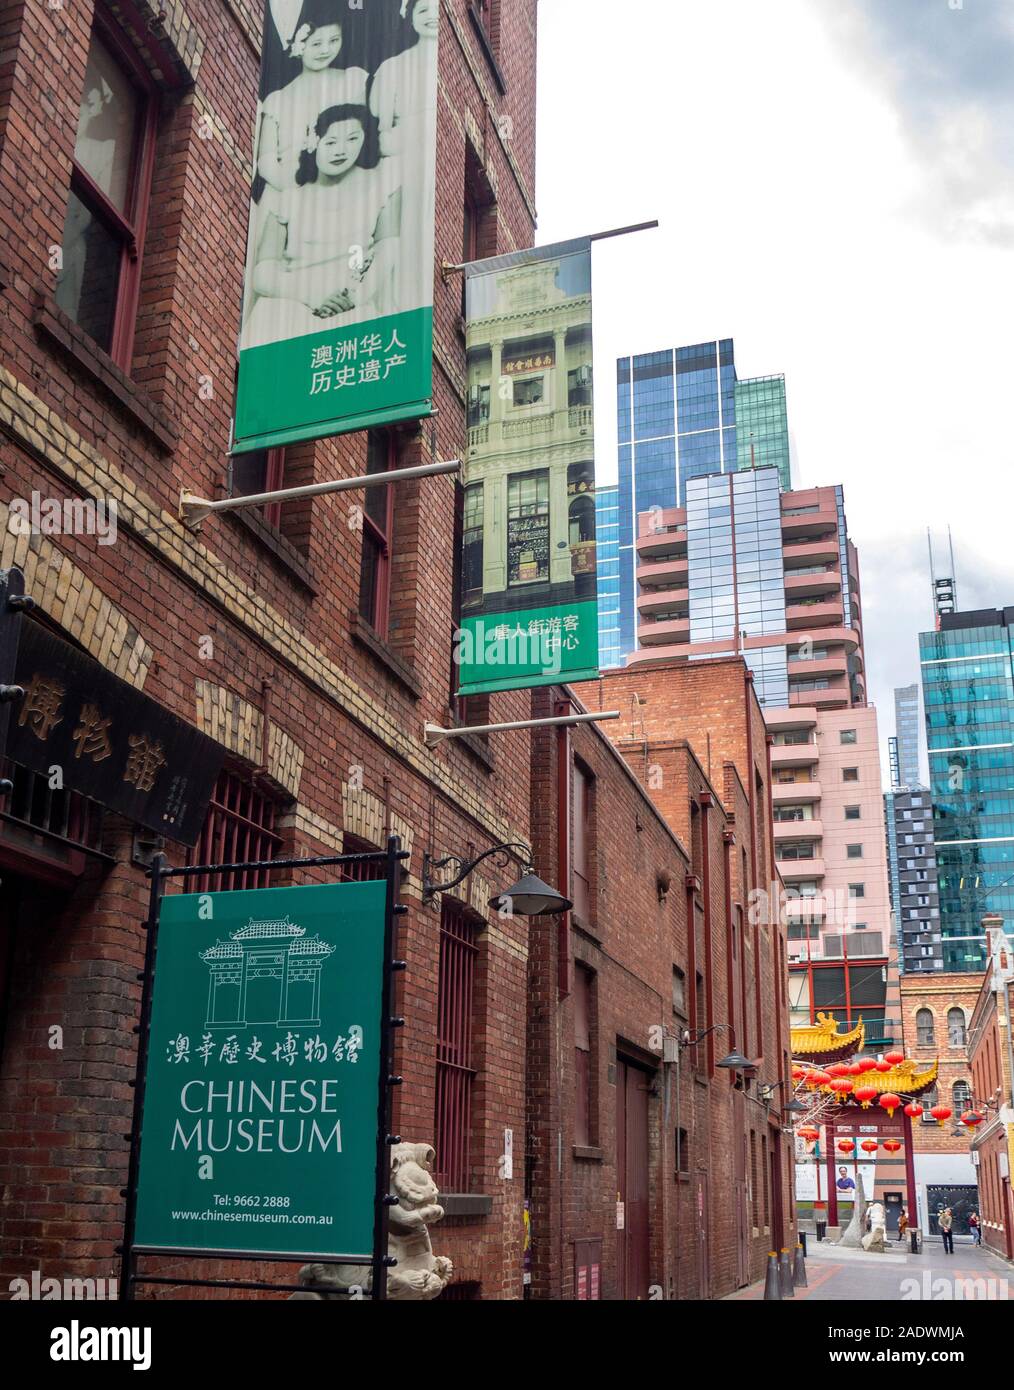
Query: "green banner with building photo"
233 0 439 453
456 238 600 695
134 880 386 1258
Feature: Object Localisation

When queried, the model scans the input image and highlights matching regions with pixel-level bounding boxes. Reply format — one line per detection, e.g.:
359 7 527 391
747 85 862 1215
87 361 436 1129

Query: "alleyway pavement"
725 1237 1013 1301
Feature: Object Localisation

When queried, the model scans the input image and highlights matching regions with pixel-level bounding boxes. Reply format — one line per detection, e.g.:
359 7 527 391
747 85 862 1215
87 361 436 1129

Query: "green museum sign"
134 879 386 1259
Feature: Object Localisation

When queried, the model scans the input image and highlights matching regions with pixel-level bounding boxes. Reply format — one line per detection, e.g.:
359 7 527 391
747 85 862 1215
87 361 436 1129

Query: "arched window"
953 1079 972 1114
947 1008 967 1049
916 1008 935 1047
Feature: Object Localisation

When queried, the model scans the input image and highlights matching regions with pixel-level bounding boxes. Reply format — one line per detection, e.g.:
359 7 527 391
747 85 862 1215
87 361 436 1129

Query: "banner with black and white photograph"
234 0 439 452
456 238 600 695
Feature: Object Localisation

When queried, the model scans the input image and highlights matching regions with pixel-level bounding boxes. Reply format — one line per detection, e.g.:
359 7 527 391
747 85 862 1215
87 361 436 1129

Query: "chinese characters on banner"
5 622 223 845
134 881 387 1259
456 239 600 695
233 0 439 453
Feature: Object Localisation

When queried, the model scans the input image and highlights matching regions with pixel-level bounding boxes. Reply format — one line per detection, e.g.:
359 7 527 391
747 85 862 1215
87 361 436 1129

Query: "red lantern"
883 1139 902 1155
837 1138 855 1153
960 1111 984 1129
860 1139 878 1154
827 1063 849 1077
805 1069 831 1089
792 1064 806 1081
885 1051 905 1065
832 1077 854 1095
903 1102 924 1119
879 1092 901 1118
854 1084 878 1109
846 1063 863 1076
875 1061 892 1073
798 1125 820 1144
930 1105 952 1128
857 1056 878 1073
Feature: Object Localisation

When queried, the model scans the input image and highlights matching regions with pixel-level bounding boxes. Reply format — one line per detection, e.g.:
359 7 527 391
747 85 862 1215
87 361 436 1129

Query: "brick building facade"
0 0 541 1299
899 973 979 1234
559 658 796 1296
967 926 1014 1261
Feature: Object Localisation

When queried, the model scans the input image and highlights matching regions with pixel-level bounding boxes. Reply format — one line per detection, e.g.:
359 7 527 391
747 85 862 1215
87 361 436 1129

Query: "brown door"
615 1057 651 1298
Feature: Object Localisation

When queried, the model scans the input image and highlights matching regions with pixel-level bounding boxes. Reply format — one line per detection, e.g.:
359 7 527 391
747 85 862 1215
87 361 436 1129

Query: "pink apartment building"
627 469 900 1051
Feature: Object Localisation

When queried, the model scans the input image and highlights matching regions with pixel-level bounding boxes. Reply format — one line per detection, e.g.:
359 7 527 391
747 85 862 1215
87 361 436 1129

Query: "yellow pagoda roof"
791 1012 865 1061
819 1059 940 1101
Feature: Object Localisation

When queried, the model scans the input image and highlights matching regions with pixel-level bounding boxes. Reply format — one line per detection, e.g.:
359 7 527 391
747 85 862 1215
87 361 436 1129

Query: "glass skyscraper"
893 683 921 788
595 485 621 670
614 339 790 663
919 607 1014 972
734 375 791 490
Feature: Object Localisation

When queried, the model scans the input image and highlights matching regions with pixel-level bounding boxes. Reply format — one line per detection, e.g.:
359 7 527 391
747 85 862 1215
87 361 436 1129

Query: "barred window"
187 769 282 892
434 901 479 1192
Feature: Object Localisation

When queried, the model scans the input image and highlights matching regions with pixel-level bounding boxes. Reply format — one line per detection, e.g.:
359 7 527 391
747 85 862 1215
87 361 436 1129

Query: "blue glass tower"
919 607 1014 972
595 484 621 669
614 339 789 663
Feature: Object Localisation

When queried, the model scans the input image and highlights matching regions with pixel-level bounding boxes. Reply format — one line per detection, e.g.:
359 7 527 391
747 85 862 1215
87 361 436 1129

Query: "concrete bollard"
763 1250 782 1300
779 1247 795 1298
794 1242 808 1288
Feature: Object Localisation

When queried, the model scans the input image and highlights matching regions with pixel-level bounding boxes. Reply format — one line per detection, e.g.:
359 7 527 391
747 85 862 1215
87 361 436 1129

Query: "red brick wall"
0 0 538 1299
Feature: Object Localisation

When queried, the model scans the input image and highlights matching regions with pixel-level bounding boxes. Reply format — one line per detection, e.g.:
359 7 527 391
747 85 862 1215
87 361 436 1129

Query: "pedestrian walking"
898 1207 908 1242
968 1210 981 1245
939 1206 954 1254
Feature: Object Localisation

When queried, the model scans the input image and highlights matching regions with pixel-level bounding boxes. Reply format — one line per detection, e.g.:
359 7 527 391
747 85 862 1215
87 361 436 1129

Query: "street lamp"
422 841 572 916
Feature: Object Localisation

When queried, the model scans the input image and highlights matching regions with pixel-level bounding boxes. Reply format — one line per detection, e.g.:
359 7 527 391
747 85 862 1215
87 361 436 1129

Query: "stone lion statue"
290 1142 454 1301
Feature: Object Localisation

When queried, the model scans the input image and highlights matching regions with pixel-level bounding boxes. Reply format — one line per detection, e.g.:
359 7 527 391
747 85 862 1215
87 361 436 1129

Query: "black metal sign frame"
118 836 407 1301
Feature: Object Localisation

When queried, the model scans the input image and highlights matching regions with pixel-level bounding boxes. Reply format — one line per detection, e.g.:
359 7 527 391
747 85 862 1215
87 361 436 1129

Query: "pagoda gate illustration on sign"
200 917 335 1030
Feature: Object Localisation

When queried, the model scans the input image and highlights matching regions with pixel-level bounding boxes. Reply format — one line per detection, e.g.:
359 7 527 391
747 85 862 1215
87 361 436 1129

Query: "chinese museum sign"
233 1 439 452
456 238 600 695
134 880 386 1259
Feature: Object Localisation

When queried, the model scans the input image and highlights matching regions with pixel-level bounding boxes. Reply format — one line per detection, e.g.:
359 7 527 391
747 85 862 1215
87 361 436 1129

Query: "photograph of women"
235 0 439 448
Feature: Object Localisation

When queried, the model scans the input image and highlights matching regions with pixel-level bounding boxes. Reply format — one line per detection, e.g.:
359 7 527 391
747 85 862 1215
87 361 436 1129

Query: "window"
846 844 863 859
467 383 490 428
232 447 286 528
461 483 484 605
672 966 686 1018
513 376 544 407
358 431 396 637
844 805 861 820
840 729 857 744
507 472 549 586
339 833 386 883
568 364 592 408
55 20 157 366
187 768 283 892
463 184 481 263
916 1008 935 1047
843 767 859 782
435 901 479 1192
947 1008 967 1049
675 1127 689 1175
920 1084 938 1122
849 883 865 898
574 965 594 1147
953 1079 972 1113
572 760 594 925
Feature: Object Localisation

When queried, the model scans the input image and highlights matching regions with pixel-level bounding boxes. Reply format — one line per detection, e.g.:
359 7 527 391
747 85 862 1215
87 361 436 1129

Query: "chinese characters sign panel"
6 622 223 846
233 0 439 452
457 239 600 695
134 880 386 1259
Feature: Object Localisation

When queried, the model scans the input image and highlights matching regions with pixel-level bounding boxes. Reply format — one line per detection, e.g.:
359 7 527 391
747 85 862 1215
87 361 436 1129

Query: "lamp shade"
717 1049 754 1070
489 873 573 917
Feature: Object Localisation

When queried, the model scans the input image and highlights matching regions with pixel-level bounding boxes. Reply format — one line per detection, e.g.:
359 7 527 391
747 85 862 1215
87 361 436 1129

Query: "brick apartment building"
562 657 796 1296
899 973 979 1235
967 921 1014 1261
0 0 542 1299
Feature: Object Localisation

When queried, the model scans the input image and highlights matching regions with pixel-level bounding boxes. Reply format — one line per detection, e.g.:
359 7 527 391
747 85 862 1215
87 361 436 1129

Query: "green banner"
234 1 439 452
456 239 600 696
134 880 386 1258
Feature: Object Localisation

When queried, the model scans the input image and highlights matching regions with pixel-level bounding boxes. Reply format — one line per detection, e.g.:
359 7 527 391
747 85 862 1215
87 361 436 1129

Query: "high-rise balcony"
770 742 819 769
773 779 821 803
782 537 839 566
636 555 689 587
635 527 687 560
637 616 690 646
777 857 826 882
789 686 851 710
784 568 842 600
467 403 593 457
766 706 818 731
781 507 838 540
774 819 823 841
636 587 689 617
785 599 844 630
787 655 849 679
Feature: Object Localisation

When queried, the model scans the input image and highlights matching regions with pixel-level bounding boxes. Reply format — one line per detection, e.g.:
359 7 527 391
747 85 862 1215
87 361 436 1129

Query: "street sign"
133 879 387 1259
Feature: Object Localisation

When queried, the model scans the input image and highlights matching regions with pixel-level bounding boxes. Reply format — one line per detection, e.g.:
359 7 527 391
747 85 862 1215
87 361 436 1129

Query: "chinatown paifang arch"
791 1013 941 1230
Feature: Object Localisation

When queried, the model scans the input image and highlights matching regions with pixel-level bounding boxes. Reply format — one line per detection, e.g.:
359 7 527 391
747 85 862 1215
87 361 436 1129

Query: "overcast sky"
534 0 1014 779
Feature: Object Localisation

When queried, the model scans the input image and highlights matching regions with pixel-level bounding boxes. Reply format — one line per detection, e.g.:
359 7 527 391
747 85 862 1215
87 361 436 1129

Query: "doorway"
615 1056 651 1299
884 1190 902 1236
